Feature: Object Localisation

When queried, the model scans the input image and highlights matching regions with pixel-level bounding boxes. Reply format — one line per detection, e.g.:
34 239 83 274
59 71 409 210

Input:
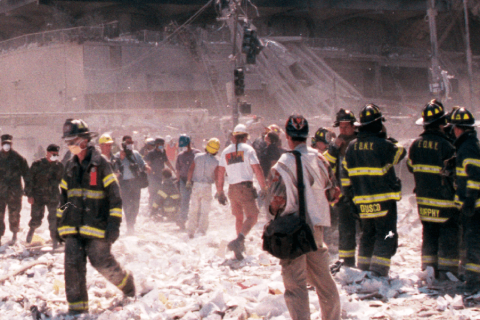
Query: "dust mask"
50 155 59 161
2 144 11 152
68 145 83 155
126 144 134 151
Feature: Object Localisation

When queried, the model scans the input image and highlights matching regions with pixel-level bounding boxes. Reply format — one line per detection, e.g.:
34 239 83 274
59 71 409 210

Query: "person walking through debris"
267 114 341 320
99 133 120 172
25 144 64 248
216 124 267 260
151 168 180 221
186 138 220 238
449 107 480 294
57 119 135 315
407 100 460 280
0 134 29 246
145 137 175 212
176 134 200 231
116 135 151 235
324 109 359 267
342 104 406 277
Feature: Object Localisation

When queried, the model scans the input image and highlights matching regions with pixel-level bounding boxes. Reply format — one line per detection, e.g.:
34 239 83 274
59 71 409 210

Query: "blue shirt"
115 150 145 181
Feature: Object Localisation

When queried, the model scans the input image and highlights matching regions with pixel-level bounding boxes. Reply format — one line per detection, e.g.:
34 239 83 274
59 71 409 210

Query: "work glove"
462 196 476 217
215 192 228 206
186 181 193 189
105 222 120 244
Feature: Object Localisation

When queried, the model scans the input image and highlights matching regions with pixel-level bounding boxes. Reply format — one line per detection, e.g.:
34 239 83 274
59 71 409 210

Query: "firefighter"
151 168 180 221
324 109 359 267
25 144 64 248
407 101 459 279
450 107 480 293
342 104 406 276
0 134 29 246
311 127 335 153
57 119 135 315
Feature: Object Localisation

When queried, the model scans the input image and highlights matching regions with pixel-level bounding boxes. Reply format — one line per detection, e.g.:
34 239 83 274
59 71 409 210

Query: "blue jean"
179 179 192 225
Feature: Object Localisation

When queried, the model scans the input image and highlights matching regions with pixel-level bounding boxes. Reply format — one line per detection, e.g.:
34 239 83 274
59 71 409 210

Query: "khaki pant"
280 226 341 320
187 183 213 235
227 182 259 235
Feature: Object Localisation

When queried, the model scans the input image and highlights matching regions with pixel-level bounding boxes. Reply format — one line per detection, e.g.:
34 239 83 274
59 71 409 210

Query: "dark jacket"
25 157 64 201
324 134 356 198
342 131 406 218
454 130 480 208
0 149 29 198
407 129 456 222
57 147 122 239
152 178 180 214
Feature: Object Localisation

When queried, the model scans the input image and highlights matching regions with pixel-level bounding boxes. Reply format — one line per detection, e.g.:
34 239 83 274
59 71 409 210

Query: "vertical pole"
232 6 239 128
464 0 474 110
427 0 441 99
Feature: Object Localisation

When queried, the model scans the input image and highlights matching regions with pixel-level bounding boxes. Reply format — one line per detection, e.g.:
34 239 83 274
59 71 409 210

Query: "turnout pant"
0 194 22 237
421 214 460 275
280 226 341 320
464 209 480 286
357 200 398 276
227 182 259 236
64 237 134 313
120 179 141 231
186 183 213 236
335 197 358 267
28 199 59 239
323 205 339 257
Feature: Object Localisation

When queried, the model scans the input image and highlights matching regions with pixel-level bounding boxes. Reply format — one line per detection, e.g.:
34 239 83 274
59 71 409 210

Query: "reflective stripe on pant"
0 195 22 237
28 200 59 239
421 213 460 274
120 179 141 230
65 237 132 312
186 183 213 235
357 200 398 276
227 182 259 236
280 226 341 320
335 198 358 267
464 209 480 285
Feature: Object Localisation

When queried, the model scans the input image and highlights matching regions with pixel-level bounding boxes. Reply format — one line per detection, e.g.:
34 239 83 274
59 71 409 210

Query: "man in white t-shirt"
216 124 267 260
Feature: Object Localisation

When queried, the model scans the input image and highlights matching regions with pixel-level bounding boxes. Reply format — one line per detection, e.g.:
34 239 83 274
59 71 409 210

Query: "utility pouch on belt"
262 151 318 260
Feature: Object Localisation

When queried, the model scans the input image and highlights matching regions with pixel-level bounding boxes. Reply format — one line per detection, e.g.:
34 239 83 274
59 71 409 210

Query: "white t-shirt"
219 142 259 185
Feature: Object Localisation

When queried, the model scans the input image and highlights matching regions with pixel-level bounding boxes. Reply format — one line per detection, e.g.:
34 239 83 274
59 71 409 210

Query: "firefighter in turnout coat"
450 107 480 293
407 101 459 278
342 104 406 276
57 119 135 315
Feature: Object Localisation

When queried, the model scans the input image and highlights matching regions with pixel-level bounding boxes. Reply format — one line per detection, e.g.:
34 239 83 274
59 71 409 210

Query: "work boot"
26 228 35 244
227 234 245 260
9 233 17 246
121 273 136 298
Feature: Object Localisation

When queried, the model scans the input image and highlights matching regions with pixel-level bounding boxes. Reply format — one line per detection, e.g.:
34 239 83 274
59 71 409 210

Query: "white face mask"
2 144 11 152
126 144 134 151
50 155 59 161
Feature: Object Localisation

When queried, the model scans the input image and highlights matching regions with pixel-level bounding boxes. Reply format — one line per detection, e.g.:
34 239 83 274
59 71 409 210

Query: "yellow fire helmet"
206 138 220 155
99 133 114 145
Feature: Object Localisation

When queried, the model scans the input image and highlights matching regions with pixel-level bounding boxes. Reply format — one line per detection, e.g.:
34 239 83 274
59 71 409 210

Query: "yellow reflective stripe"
341 178 351 186
117 271 130 289
164 207 177 213
339 250 355 258
60 179 68 190
420 216 449 223
85 189 105 199
466 263 480 273
157 190 168 198
347 164 393 176
152 203 159 208
456 167 467 176
464 158 480 168
392 144 404 165
324 152 336 164
467 180 480 190
56 208 64 218
69 301 88 311
407 158 413 168
79 226 105 238
410 164 442 174
353 192 401 204
455 195 480 208
58 226 77 236
416 197 456 208
103 173 117 188
357 256 371 265
67 188 84 198
359 210 388 219
438 258 459 267
371 256 391 267
342 158 348 170
170 194 180 200
422 255 437 263
110 208 122 218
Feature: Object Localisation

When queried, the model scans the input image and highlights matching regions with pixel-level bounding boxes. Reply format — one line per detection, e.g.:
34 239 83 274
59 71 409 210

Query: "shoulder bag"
262 150 318 260
126 153 149 189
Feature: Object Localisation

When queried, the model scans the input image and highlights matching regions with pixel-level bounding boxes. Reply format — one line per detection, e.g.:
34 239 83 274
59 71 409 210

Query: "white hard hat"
232 124 248 136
